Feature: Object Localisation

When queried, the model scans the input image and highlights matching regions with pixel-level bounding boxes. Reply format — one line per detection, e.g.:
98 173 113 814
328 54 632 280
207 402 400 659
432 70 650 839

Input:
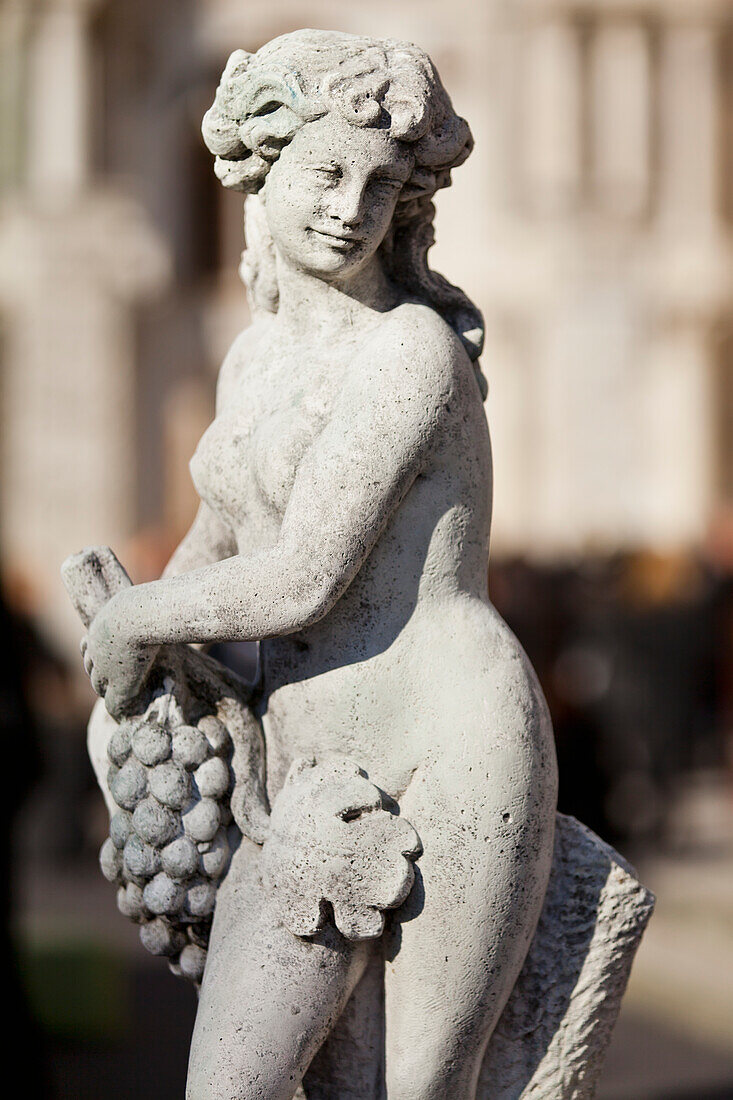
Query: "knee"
386 1043 476 1100
186 1050 241 1100
187 1012 314 1100
386 1056 433 1100
186 1035 276 1100
186 1060 287 1100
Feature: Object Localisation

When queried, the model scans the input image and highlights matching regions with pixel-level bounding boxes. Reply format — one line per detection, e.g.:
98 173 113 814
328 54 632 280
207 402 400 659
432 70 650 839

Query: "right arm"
83 305 461 712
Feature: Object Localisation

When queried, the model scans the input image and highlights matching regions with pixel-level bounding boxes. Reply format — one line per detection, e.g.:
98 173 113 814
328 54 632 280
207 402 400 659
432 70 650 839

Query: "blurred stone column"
0 0 170 651
0 0 32 190
641 321 718 545
590 17 651 220
26 0 96 197
643 16 733 545
658 20 719 234
520 15 583 216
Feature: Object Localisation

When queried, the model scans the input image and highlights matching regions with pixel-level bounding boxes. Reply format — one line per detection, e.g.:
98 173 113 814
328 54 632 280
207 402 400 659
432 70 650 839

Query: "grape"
110 810 133 850
182 797 220 843
98 703 247 984
194 757 230 800
161 836 199 880
144 872 186 916
171 725 208 769
100 838 122 883
140 918 186 957
132 721 171 766
179 944 207 983
185 879 216 919
107 726 132 767
198 715 230 756
148 761 190 809
200 830 230 879
133 797 179 847
111 759 148 810
187 923 210 948
123 834 161 879
117 883 147 922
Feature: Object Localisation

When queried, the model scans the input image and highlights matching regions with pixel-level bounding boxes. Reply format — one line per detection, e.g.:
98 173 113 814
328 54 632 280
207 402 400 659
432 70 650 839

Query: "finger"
83 653 94 677
80 637 88 657
104 685 130 720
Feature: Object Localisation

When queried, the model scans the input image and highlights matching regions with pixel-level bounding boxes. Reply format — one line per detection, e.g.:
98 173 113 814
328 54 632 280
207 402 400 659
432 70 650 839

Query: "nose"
327 178 366 228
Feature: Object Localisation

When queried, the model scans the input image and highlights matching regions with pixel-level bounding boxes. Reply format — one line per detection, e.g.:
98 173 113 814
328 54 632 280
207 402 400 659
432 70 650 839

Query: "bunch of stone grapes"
99 710 233 985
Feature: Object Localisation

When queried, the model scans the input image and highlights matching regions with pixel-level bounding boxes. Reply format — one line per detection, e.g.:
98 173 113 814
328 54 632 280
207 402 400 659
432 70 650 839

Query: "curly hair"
203 29 486 396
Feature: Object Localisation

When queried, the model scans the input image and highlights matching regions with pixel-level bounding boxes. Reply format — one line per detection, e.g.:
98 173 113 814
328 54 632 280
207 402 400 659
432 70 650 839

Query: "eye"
251 100 282 118
309 165 343 181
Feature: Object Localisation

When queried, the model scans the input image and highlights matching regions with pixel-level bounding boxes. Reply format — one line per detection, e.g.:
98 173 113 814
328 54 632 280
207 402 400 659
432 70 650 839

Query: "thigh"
187 838 370 1100
383 737 556 1100
301 949 385 1100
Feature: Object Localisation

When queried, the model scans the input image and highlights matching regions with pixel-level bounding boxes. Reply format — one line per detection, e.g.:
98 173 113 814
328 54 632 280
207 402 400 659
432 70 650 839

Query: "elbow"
292 572 343 630
264 537 357 636
273 548 348 634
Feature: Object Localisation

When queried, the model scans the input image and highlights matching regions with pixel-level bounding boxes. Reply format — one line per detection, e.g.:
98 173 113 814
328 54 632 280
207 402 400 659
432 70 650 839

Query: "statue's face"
261 112 413 280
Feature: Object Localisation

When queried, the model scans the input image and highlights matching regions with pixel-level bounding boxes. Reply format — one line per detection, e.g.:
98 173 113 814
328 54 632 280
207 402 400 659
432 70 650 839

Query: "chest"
190 347 342 531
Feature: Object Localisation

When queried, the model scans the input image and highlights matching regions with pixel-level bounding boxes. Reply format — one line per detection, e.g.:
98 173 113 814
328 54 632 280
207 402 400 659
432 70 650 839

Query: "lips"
309 227 363 246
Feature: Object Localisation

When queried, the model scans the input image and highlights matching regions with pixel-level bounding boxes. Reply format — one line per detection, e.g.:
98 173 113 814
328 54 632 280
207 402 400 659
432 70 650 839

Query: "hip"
260 596 555 802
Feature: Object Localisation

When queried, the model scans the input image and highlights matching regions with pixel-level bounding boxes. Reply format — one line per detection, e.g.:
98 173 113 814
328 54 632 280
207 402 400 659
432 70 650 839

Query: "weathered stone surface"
107 726 132 767
200 831 230 878
140 917 187 958
261 756 421 941
172 726 208 769
109 758 147 810
132 798 179 847
182 797 221 843
194 756 230 799
132 721 172 766
161 836 200 880
109 809 133 850
479 814 655 1098
63 28 653 1099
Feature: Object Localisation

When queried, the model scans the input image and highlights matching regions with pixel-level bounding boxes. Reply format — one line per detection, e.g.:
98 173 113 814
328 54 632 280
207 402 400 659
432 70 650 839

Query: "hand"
81 589 158 716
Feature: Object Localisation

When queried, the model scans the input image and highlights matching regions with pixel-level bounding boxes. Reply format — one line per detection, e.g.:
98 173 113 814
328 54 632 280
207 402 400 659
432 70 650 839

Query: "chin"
305 254 365 280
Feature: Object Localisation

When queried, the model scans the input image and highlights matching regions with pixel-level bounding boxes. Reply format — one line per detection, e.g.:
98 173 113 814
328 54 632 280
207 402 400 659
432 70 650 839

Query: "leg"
187 837 369 1100
384 721 557 1099
302 949 385 1099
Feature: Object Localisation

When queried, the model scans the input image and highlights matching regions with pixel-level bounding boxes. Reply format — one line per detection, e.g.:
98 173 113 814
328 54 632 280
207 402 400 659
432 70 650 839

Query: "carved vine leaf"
261 756 422 941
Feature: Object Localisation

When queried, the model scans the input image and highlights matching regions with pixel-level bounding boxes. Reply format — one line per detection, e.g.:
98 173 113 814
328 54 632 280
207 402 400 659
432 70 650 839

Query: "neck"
275 252 398 338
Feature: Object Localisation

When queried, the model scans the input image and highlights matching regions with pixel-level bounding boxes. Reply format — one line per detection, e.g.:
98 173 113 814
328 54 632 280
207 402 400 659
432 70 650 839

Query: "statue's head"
203 29 485 376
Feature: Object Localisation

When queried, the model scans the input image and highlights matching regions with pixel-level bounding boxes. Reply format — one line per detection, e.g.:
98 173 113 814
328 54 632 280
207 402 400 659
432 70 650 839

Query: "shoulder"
215 316 273 411
378 302 467 362
335 305 468 453
365 303 467 384
350 304 469 422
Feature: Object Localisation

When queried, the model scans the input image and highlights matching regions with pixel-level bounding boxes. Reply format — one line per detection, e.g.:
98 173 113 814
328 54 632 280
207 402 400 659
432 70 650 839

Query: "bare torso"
190 306 548 804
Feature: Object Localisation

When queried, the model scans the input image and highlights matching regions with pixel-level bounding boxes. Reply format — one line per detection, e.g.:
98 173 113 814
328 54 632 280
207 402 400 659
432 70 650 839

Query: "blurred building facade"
2 0 733 647
4 10 733 1085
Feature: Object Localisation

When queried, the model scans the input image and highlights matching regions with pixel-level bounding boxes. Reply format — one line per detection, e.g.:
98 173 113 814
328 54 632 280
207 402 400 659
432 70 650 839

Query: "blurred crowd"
493 549 733 849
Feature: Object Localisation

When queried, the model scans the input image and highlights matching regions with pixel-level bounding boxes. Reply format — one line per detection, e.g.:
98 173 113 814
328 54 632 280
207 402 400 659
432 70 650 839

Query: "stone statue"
62 29 654 1100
